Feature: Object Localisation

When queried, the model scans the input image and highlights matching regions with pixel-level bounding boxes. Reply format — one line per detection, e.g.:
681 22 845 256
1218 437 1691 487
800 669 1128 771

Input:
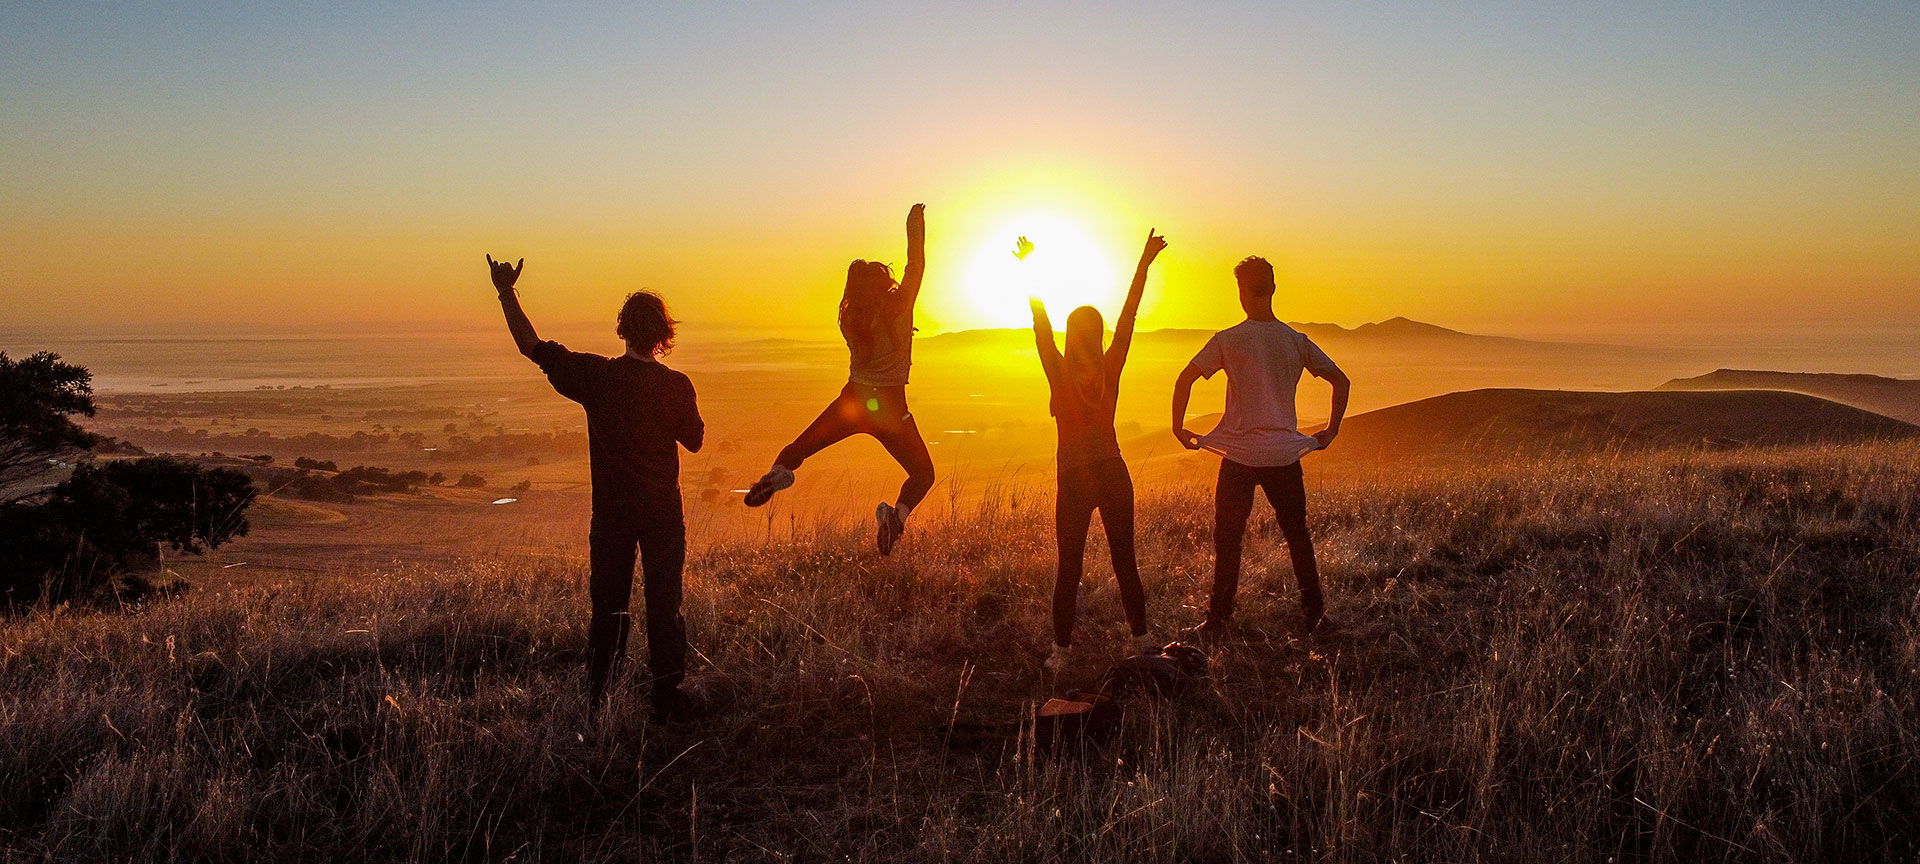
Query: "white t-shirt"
1188 319 1341 467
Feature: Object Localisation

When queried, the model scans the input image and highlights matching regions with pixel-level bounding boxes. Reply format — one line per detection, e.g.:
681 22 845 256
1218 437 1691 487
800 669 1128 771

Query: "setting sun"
5 4 1920 861
962 213 1124 329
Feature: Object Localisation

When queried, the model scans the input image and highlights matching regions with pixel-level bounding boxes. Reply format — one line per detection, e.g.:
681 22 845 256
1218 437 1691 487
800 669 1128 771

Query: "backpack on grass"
1035 643 1208 754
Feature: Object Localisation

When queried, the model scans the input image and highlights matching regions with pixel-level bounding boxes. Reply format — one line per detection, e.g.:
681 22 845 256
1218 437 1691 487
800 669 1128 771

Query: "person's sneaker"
648 687 704 726
1130 631 1161 656
743 466 794 507
875 502 906 555
1044 642 1071 674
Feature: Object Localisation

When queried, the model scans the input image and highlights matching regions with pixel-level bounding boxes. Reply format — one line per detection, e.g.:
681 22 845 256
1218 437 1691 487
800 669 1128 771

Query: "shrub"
0 456 256 607
332 465 429 495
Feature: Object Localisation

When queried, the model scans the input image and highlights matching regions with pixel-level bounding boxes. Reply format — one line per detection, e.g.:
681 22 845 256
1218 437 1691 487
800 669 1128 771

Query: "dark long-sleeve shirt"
529 340 703 517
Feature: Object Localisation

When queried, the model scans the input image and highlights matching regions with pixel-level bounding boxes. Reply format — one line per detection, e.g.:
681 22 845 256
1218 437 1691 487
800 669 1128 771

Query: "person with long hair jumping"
744 203 934 555
1024 229 1168 673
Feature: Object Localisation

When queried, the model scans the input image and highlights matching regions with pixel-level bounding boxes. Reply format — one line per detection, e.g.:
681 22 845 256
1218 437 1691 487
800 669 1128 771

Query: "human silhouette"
1170 256 1350 639
744 203 934 555
487 255 704 719
1026 229 1168 673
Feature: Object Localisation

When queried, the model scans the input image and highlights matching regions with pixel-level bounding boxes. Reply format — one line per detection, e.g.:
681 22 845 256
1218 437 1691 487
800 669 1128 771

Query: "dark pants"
1054 456 1148 646
1210 459 1322 625
587 509 687 707
776 382 936 512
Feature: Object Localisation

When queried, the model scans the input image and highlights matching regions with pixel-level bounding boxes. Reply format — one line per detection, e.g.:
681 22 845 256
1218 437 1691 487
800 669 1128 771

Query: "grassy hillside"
1659 369 1920 425
5 443 1920 861
1313 388 1918 464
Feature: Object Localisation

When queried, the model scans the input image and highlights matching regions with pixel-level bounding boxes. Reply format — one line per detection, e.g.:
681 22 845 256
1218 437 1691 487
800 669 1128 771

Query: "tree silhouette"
0 352 96 501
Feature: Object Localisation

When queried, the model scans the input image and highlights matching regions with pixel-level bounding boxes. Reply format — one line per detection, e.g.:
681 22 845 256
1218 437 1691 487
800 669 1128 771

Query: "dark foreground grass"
4 444 1919 862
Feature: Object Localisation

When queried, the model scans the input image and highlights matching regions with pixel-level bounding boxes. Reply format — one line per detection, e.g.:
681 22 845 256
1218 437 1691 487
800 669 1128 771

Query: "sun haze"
962 216 1123 329
2 4 1917 341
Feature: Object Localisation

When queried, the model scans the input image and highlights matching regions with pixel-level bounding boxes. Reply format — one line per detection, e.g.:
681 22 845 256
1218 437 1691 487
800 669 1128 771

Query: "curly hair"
615 291 676 356
1233 256 1276 296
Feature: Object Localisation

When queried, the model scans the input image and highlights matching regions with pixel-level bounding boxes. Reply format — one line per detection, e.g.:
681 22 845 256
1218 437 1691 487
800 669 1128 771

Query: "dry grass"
4 444 1919 862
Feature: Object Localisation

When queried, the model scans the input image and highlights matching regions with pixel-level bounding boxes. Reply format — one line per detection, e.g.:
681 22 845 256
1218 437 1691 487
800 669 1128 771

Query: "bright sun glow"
963 213 1123 329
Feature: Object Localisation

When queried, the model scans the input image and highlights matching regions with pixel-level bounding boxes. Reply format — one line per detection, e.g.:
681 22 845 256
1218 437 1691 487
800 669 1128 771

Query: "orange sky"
3 4 1916 340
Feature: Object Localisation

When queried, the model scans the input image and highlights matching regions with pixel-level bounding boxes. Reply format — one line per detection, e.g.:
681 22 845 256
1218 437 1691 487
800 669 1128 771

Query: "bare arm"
899 202 926 306
1017 237 1061 366
1030 296 1061 364
1109 228 1167 363
488 255 539 357
1312 367 1351 450
1171 363 1204 449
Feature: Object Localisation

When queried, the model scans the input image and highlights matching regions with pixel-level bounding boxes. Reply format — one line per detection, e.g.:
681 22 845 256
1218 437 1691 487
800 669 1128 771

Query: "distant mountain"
923 317 1555 350
1657 369 1920 425
1141 389 1918 464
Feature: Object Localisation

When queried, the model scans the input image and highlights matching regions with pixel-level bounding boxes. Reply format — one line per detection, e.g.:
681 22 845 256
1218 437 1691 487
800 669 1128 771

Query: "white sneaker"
1130 632 1160 656
876 502 905 555
1044 642 1071 674
743 465 794 507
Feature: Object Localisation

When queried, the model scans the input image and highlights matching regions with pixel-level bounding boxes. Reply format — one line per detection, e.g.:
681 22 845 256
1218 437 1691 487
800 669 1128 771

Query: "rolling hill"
1657 369 1920 425
1315 389 1919 463
1134 389 1919 465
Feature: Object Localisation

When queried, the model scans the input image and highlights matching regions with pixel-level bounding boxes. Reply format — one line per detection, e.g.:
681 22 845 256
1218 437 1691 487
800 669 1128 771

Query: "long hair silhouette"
838 260 898 353
1062 304 1107 409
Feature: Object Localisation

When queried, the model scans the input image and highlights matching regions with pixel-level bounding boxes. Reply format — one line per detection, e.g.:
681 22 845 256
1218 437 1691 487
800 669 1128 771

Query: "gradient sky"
3 2 1916 340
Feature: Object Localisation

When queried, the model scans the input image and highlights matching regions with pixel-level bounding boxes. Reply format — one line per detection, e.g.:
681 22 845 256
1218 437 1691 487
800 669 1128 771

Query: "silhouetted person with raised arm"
744 203 934 555
487 255 704 719
1171 256 1349 640
1024 229 1167 673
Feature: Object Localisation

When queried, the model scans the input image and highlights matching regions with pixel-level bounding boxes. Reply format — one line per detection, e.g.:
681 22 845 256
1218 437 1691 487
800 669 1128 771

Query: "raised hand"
907 202 925 233
487 254 524 294
1029 295 1047 319
1013 236 1034 261
1138 229 1168 267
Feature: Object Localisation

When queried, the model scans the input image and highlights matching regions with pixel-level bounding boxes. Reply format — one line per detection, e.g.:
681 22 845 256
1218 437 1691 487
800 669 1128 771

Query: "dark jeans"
587 509 687 707
1210 459 1322 625
776 382 935 512
1054 456 1148 646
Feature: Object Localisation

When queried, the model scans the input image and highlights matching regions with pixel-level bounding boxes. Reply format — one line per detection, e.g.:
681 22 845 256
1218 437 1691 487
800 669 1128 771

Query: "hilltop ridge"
1314 388 1918 463
1658 369 1920 425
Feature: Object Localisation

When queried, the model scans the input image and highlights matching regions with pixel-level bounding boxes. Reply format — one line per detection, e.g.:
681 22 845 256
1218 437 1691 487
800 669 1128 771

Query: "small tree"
1 456 257 607
0 352 96 501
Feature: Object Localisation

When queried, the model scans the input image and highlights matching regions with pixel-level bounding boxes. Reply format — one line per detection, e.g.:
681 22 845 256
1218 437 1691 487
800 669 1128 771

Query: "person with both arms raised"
1023 229 1168 673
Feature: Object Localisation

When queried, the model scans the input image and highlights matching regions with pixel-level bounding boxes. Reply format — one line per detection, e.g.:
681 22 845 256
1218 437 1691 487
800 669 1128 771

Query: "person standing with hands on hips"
1170 256 1349 640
